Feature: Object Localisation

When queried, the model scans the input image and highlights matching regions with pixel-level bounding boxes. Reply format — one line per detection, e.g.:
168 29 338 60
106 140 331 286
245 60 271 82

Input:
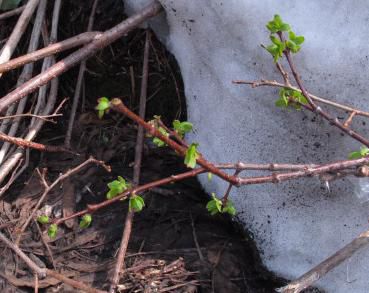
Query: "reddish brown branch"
54 168 206 225
281 38 369 147
0 2 163 112
110 98 240 185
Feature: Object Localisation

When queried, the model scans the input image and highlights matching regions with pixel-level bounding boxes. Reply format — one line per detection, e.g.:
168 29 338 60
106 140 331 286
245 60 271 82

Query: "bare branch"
0 5 25 21
0 0 40 69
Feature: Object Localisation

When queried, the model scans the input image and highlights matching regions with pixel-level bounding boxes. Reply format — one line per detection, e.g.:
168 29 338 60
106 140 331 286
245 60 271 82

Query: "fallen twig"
278 228 369 293
15 157 110 245
0 0 40 70
0 231 106 292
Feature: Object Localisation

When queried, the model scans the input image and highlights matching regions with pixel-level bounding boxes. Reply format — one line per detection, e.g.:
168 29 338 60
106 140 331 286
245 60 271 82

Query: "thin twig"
190 212 204 262
64 0 99 148
0 231 46 277
280 35 369 147
0 5 25 21
232 80 369 118
0 112 61 123
109 30 150 293
0 2 163 112
15 157 110 245
0 132 74 153
0 230 106 292
33 220 56 270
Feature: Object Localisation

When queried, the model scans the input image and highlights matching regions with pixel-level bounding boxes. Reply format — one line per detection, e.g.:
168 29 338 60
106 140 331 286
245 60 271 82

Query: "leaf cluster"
129 195 145 212
184 143 199 168
107 176 130 199
276 88 308 109
265 15 304 62
349 146 369 159
206 193 236 216
173 120 193 138
95 97 110 119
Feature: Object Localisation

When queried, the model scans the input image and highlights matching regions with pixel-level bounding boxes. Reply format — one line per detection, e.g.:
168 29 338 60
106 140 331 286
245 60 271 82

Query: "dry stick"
0 1 163 113
109 30 151 293
0 0 61 186
278 229 369 293
0 4 25 21
64 0 99 148
0 0 48 164
0 231 46 277
0 112 61 123
281 44 369 147
232 80 369 119
0 0 46 134
45 269 107 293
0 231 106 293
0 132 74 153
0 32 100 74
15 157 110 245
0 0 40 68
110 98 240 185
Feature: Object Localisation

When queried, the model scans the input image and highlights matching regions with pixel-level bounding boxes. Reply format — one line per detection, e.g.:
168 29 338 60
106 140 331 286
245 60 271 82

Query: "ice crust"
124 1 369 292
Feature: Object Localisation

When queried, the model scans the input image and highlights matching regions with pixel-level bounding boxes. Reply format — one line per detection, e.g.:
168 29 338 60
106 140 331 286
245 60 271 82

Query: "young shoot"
107 176 130 199
265 14 304 62
206 193 236 216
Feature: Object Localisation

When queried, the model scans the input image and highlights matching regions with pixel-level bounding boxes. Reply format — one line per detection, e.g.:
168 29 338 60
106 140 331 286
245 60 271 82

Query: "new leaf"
184 143 199 168
79 214 92 229
129 195 145 212
48 224 58 239
173 120 193 137
106 176 130 199
37 215 49 224
349 146 369 159
266 15 290 33
95 97 110 119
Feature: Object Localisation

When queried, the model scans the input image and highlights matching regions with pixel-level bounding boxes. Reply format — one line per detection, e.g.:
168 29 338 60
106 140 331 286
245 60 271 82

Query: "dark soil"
0 1 322 292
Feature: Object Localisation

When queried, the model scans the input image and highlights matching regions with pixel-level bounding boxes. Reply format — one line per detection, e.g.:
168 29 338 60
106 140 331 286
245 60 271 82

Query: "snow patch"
124 1 369 292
